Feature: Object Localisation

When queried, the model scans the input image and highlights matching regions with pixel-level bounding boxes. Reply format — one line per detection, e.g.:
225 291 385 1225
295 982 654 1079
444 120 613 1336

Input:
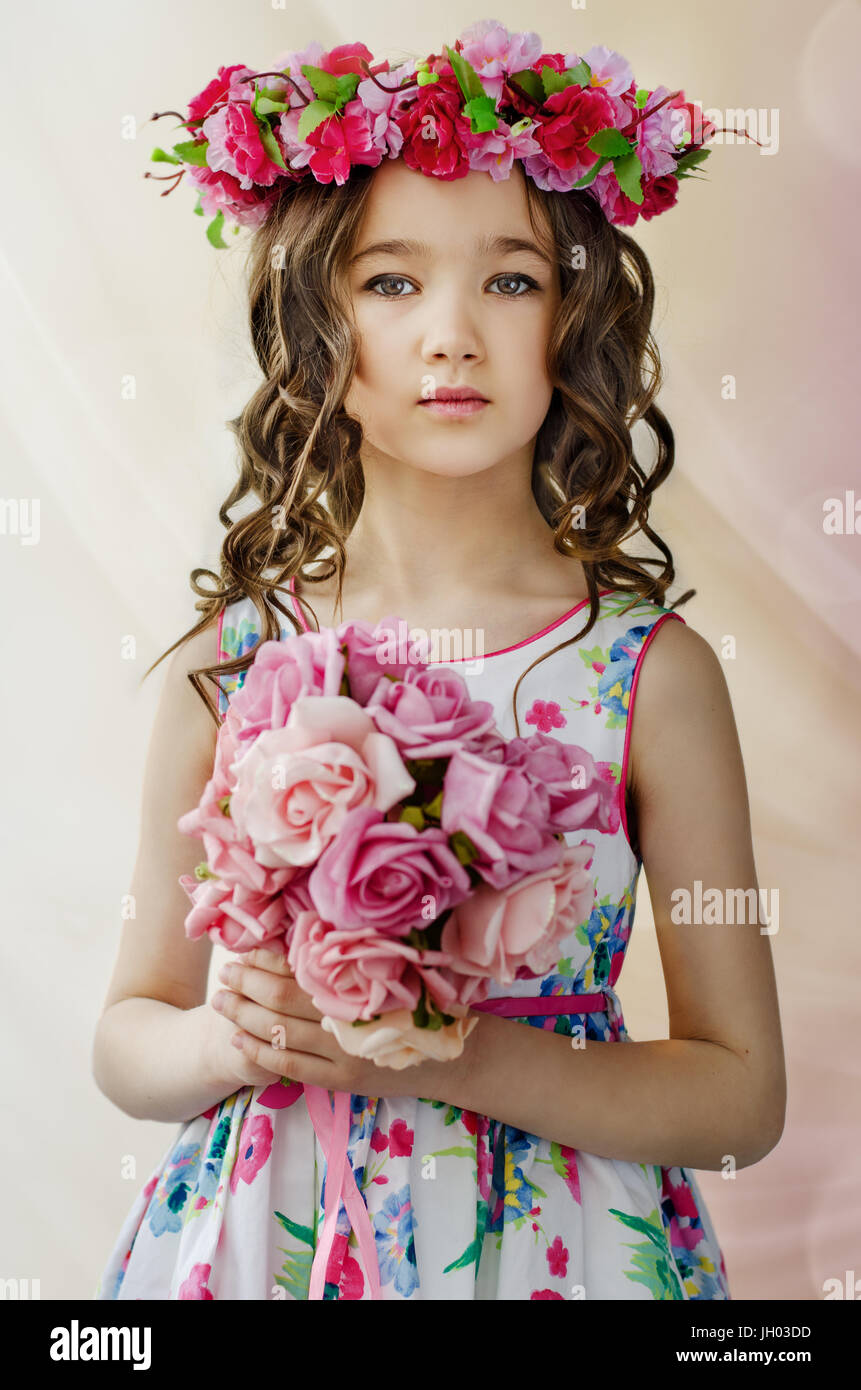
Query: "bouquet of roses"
177 614 618 1070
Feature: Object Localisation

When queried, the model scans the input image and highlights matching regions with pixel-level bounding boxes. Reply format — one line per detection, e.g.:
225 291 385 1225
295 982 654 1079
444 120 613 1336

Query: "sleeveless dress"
95 584 731 1300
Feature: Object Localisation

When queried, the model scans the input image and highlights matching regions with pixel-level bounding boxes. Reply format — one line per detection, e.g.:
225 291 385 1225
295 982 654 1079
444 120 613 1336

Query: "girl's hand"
207 946 457 1100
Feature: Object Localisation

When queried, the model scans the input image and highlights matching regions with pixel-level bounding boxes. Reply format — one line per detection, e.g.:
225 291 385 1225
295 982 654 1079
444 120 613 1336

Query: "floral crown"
146 17 721 247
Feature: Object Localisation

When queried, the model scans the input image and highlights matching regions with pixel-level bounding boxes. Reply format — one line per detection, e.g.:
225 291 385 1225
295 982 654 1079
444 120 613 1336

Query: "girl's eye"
363 272 540 299
365 274 418 298
489 273 540 297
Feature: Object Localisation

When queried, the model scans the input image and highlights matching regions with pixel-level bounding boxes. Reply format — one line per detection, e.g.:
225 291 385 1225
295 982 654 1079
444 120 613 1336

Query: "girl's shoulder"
593 587 717 691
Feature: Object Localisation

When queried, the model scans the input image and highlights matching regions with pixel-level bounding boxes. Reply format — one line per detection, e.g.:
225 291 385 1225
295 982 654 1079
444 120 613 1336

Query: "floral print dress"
95 585 731 1300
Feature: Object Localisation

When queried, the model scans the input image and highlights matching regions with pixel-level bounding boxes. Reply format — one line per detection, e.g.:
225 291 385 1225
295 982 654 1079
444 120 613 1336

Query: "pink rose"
395 74 472 181
366 665 495 758
309 805 472 933
280 869 315 930
333 615 429 706
440 748 561 889
187 64 255 124
177 704 296 895
441 840 596 983
287 910 467 1020
319 42 376 77
229 629 346 747
594 168 680 227
533 84 617 175
228 696 416 868
502 732 620 834
179 874 291 953
202 98 287 191
281 99 382 186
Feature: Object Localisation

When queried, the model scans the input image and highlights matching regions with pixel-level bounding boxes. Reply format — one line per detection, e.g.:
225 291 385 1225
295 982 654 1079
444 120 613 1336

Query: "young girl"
93 23 785 1300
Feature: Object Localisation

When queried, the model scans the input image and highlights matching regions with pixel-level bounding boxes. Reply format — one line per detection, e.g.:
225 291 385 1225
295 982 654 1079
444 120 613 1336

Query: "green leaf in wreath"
541 66 584 99
444 44 487 104
462 93 499 134
675 147 711 179
613 150 645 204
171 139 210 167
587 127 633 159
206 211 228 249
257 118 288 170
508 69 543 105
297 98 337 141
335 72 360 105
572 155 611 189
567 60 592 88
300 64 340 105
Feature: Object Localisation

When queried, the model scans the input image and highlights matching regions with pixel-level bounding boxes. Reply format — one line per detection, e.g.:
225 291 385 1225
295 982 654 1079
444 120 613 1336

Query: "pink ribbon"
303 991 609 1300
303 1084 382 1301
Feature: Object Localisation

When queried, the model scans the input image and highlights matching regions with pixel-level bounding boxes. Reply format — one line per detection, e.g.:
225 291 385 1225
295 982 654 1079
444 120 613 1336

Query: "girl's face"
342 159 561 480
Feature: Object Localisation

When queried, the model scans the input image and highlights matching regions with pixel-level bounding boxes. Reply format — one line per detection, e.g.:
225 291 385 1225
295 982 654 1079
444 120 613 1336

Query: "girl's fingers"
218 958 322 1020
213 992 334 1062
234 1030 342 1090
242 946 293 975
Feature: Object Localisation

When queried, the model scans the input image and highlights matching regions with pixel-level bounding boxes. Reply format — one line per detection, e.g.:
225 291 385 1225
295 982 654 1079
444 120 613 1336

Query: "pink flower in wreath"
395 72 473 180
202 98 287 191
187 64 255 123
281 99 382 185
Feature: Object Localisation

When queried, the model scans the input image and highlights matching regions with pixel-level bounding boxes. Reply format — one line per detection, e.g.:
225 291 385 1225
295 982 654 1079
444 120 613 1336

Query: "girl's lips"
418 399 488 417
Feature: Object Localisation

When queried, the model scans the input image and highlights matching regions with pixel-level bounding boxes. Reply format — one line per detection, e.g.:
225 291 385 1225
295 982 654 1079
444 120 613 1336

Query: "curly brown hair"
143 163 693 733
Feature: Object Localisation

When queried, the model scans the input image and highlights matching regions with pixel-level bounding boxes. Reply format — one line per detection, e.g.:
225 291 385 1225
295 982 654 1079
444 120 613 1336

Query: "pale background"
1 0 858 1300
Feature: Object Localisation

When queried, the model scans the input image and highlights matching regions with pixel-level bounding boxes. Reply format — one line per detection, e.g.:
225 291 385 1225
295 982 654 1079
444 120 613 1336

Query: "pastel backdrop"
0 0 858 1299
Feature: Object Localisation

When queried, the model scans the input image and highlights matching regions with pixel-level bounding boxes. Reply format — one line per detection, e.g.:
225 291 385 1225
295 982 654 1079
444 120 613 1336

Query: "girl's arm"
442 620 787 1171
91 624 269 1124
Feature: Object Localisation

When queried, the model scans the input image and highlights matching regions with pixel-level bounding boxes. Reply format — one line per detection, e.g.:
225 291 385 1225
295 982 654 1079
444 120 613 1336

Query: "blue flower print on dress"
218 616 262 707
573 622 655 729
374 1183 419 1297
146 1140 203 1237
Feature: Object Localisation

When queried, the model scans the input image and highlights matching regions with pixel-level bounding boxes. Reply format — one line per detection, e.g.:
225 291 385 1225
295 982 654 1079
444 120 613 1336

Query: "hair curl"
143 163 694 733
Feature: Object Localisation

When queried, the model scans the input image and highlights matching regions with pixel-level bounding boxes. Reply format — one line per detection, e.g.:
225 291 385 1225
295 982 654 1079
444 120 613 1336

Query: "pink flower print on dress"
388 1118 414 1158
178 1262 214 1299
546 1234 569 1278
229 1114 273 1194
324 1231 365 1300
524 698 567 733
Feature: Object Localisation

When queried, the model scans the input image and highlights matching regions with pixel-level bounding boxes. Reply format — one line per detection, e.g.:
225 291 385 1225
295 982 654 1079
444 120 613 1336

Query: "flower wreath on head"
146 16 739 246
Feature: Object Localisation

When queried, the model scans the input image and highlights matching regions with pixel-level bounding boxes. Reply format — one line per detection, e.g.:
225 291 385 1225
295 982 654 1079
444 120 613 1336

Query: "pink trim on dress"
286 578 615 662
618 610 686 857
444 589 615 662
